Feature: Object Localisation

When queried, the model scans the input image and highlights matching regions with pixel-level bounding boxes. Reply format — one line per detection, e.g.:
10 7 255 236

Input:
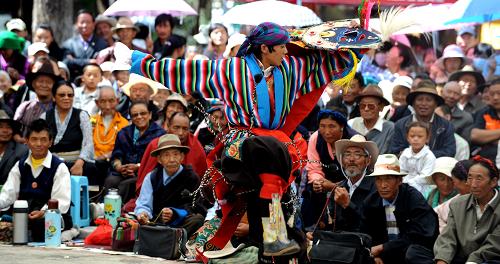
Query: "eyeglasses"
56 93 74 98
359 103 377 110
343 152 368 159
131 111 149 118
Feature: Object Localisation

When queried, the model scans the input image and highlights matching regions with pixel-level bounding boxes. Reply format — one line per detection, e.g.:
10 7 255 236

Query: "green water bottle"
104 189 121 228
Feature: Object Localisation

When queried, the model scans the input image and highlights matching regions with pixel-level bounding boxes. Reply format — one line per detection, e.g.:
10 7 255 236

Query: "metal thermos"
45 199 61 247
104 189 122 228
13 200 29 245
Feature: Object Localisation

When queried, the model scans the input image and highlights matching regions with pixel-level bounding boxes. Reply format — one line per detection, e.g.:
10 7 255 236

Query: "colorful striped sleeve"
131 50 233 99
285 48 364 99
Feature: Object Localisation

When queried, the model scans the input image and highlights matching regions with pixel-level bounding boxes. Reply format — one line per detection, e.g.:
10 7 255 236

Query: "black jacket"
325 96 360 120
0 141 28 184
360 183 439 262
328 176 376 232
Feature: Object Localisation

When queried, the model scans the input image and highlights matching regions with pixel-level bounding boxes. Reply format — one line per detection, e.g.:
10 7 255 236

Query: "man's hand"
313 178 336 193
371 244 383 257
306 231 313 241
161 208 174 223
28 210 45 220
435 260 448 264
334 187 350 208
70 159 84 176
138 212 150 225
234 223 249 238
373 257 384 264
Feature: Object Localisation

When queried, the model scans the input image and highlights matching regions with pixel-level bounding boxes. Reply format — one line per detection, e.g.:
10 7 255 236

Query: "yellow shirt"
92 112 129 159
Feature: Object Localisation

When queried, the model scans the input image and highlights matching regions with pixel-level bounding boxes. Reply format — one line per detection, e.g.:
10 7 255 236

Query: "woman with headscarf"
302 110 357 228
115 21 367 260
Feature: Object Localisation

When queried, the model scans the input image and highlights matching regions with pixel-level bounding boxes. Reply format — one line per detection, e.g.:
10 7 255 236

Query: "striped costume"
130 46 364 253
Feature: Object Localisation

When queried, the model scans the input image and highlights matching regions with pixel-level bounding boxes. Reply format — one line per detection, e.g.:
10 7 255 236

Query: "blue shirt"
135 165 187 225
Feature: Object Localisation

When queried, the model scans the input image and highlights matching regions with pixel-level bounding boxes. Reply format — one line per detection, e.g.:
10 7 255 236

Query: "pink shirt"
306 131 335 183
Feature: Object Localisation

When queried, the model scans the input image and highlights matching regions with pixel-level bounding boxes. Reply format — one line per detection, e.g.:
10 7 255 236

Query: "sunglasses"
56 93 74 98
359 103 378 110
131 111 149 118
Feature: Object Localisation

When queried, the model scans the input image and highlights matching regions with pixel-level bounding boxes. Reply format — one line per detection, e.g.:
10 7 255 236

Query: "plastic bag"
84 218 113 246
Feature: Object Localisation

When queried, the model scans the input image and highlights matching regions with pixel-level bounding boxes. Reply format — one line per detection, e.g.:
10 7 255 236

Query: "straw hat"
335 135 379 168
436 44 471 69
164 93 188 110
367 154 407 177
112 17 140 33
426 157 458 184
356 84 390 106
448 65 486 89
151 134 190 157
95 15 117 28
406 85 444 106
121 73 163 96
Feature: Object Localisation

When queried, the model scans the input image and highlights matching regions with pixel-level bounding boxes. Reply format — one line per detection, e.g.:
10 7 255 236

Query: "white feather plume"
379 6 418 42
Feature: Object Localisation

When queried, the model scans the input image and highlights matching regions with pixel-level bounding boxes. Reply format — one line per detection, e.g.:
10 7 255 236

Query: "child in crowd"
399 121 436 194
73 63 103 115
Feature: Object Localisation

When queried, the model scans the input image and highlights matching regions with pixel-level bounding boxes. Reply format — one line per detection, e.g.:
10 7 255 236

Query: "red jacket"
136 133 207 194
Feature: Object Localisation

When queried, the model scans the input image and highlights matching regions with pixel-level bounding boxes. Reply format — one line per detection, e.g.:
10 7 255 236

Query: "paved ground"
0 244 181 263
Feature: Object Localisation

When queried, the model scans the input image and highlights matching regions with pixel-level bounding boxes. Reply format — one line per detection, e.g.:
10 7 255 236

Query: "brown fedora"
406 86 444 106
151 134 190 157
112 17 140 33
356 84 390 106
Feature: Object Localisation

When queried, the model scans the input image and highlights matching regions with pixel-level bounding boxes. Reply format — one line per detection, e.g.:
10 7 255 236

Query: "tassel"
333 49 359 94
378 6 418 42
358 0 376 30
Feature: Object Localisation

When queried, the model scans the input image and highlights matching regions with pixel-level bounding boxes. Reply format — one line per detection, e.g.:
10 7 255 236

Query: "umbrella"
103 0 197 17
220 0 322 27
445 0 500 25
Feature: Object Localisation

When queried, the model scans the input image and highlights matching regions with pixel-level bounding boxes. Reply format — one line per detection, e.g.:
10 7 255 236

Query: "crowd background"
0 0 498 263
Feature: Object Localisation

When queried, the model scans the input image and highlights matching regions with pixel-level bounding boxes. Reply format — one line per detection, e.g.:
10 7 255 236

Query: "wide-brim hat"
112 17 140 33
95 15 117 28
151 134 190 157
406 86 444 106
448 65 486 88
335 135 379 168
356 84 390 106
367 154 407 177
0 110 20 133
426 157 458 184
121 73 162 97
436 44 472 69
202 241 246 259
26 59 62 89
163 93 188 111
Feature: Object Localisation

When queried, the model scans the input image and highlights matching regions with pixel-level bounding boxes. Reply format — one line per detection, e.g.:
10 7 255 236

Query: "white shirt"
0 151 71 213
73 86 99 116
347 174 365 197
399 145 436 194
348 116 384 136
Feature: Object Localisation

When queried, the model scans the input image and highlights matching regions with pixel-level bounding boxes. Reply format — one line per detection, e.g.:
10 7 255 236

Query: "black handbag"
309 186 373 264
310 230 372 264
133 224 187 259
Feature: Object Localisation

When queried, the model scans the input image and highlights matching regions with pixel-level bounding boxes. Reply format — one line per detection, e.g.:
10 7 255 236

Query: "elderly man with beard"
307 135 378 235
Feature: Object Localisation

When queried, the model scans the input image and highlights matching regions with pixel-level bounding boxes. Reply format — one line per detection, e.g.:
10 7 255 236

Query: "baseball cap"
6 18 26 32
457 25 476 37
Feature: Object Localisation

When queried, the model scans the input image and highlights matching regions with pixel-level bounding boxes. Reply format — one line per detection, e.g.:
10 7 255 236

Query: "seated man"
91 86 129 187
470 79 500 165
0 119 72 241
0 110 28 184
306 135 378 236
135 134 205 236
361 154 438 264
390 85 456 158
434 156 500 264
